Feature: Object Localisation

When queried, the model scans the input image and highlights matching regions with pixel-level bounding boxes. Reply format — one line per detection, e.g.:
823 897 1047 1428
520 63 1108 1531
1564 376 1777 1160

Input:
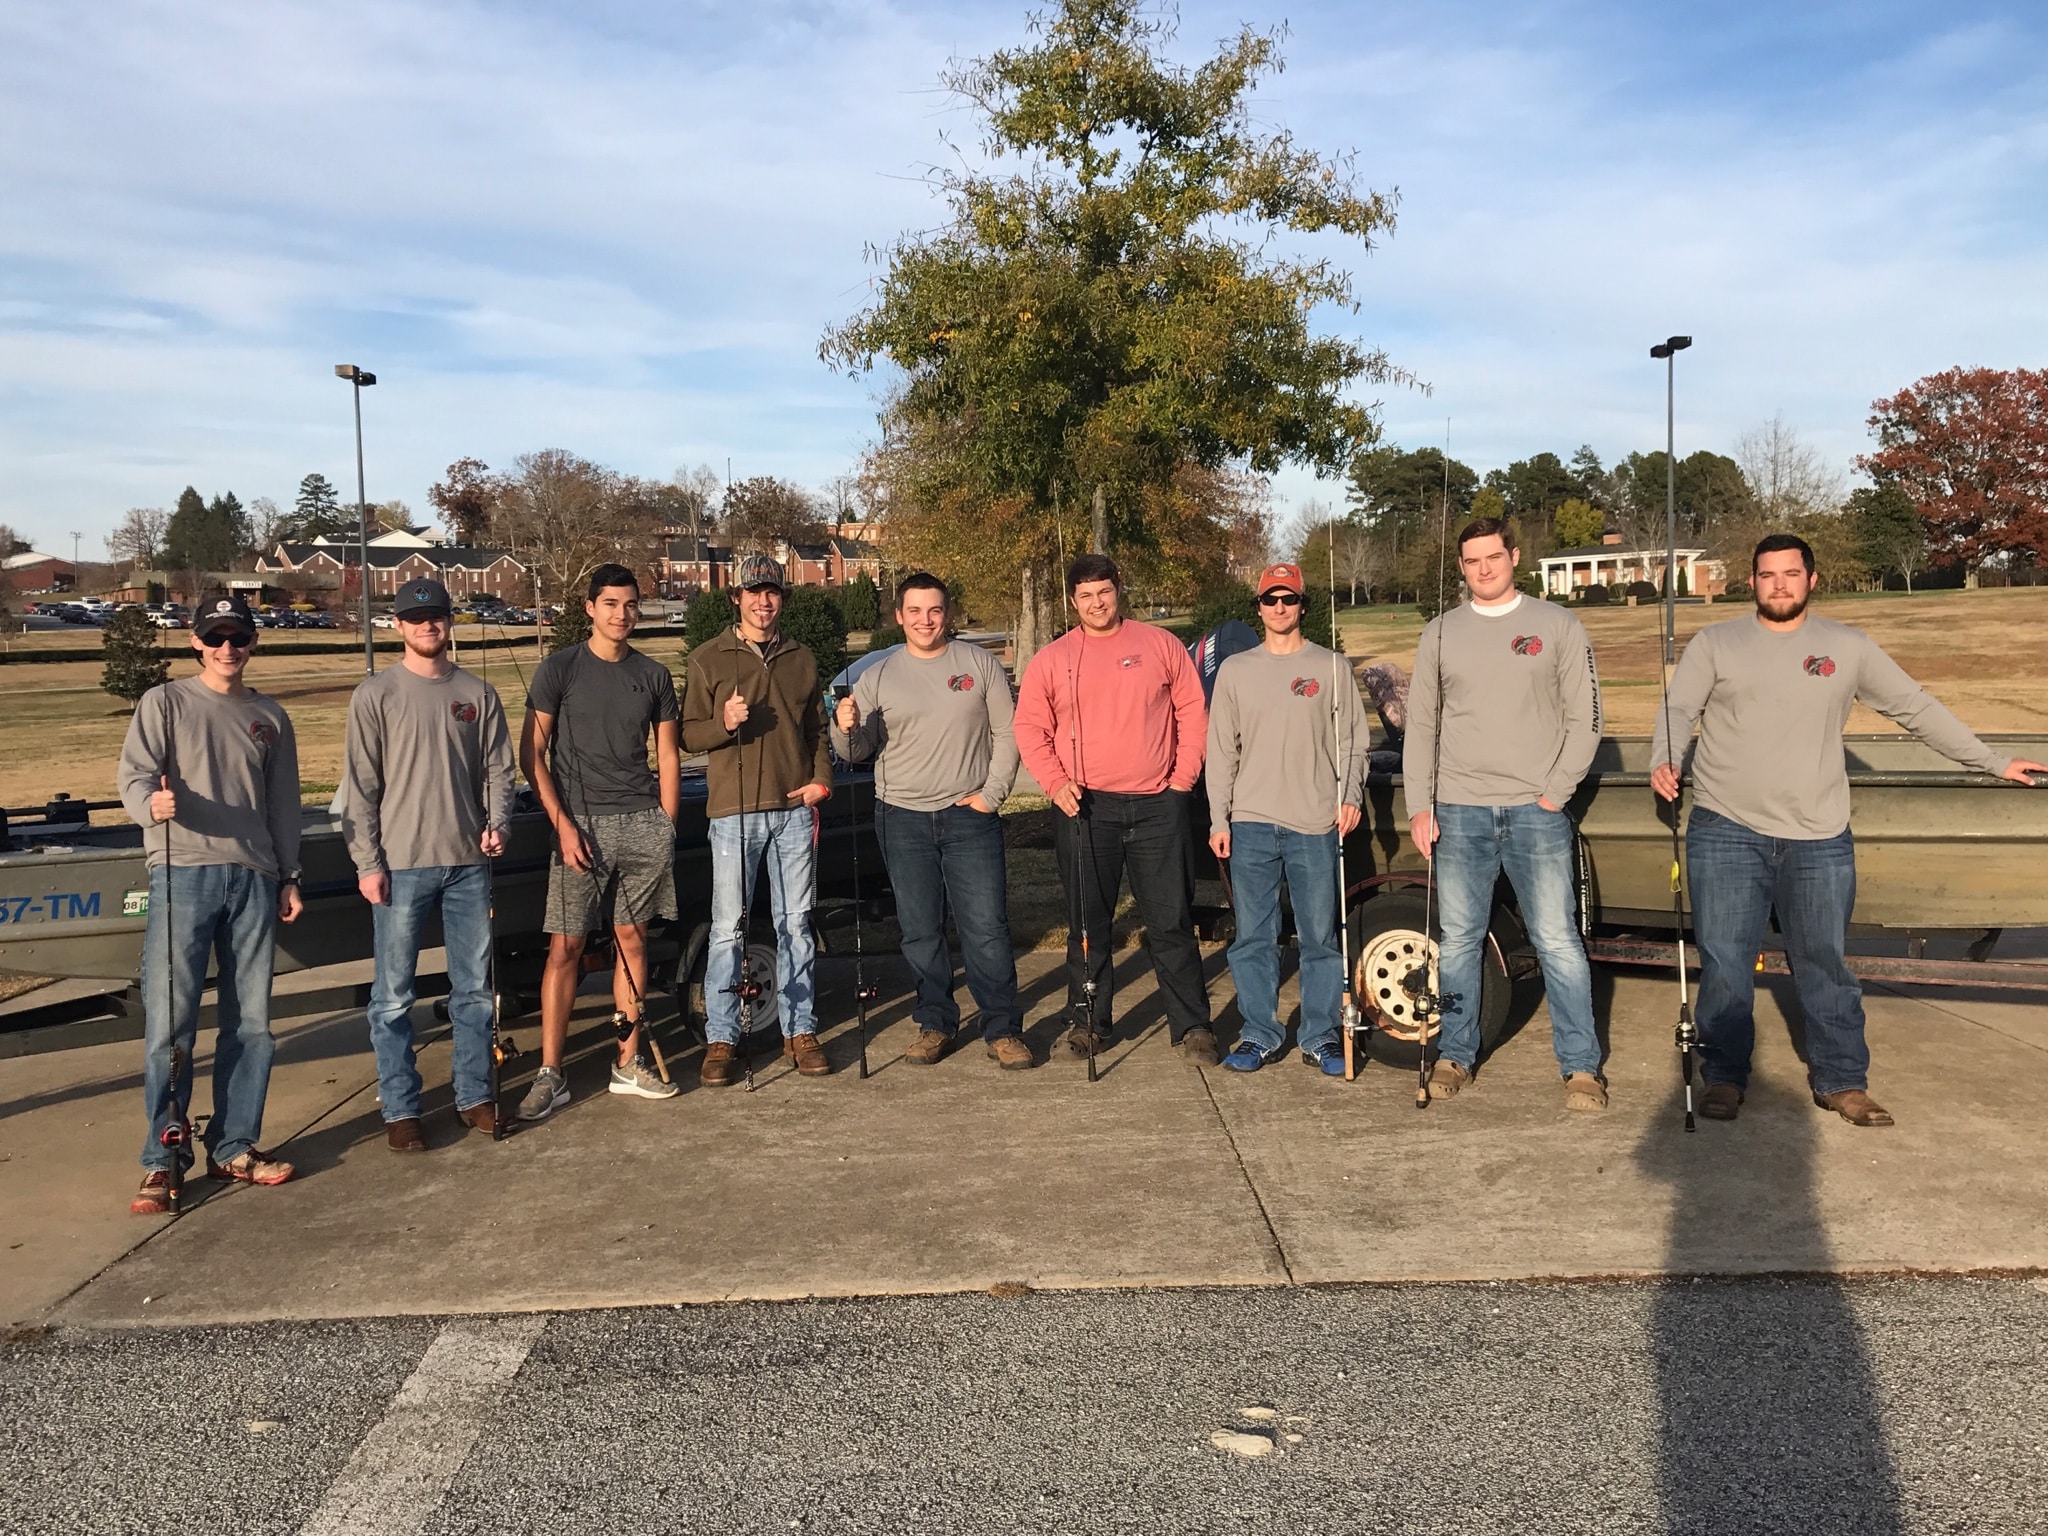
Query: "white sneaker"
609 1054 679 1099
516 1065 569 1122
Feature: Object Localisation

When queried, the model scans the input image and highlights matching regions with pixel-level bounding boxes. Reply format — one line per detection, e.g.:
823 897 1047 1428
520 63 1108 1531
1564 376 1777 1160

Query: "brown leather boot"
459 1102 497 1136
785 1032 831 1076
1700 1083 1743 1120
386 1118 425 1153
700 1041 738 1087
1175 1027 1221 1066
1427 1060 1471 1102
1815 1088 1894 1126
986 1035 1035 1070
903 1030 952 1066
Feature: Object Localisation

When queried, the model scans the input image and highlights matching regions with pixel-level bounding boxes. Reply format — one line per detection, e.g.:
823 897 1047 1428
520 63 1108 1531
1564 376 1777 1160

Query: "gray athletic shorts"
544 807 679 936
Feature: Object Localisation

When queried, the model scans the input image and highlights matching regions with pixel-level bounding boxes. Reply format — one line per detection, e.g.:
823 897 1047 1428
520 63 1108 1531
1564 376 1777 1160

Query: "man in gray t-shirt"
1652 534 2044 1127
832 572 1029 1068
343 578 517 1148
1404 519 1607 1111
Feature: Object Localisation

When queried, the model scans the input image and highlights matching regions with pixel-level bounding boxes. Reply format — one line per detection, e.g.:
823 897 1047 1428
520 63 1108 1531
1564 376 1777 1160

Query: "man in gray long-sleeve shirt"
1405 518 1607 1110
117 593 303 1214
831 571 1029 1067
1205 562 1372 1077
1652 534 2045 1126
343 578 517 1148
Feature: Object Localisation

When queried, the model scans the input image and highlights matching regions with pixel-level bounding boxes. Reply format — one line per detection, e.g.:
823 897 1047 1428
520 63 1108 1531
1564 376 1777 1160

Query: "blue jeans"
706 805 817 1043
877 801 1020 1040
1434 801 1600 1076
1686 805 1867 1096
368 863 495 1122
1224 820 1342 1057
140 862 278 1169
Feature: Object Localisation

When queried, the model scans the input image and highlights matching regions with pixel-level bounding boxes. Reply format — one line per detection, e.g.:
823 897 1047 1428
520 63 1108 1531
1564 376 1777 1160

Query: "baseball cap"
394 578 454 621
736 553 785 591
193 593 257 639
1255 562 1305 596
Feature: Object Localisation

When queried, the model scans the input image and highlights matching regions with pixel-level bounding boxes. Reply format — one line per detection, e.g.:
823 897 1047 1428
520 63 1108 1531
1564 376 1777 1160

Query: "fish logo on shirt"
1511 635 1543 657
1804 655 1837 678
1289 676 1322 698
248 719 278 747
947 673 976 692
452 702 479 724
1118 654 1141 669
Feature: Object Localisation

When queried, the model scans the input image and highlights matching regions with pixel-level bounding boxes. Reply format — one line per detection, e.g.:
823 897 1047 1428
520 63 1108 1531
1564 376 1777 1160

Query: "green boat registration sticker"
123 890 149 917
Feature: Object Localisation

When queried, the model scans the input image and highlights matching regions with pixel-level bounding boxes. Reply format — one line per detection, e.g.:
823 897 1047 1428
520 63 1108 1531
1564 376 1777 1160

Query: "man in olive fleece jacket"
678 555 835 1082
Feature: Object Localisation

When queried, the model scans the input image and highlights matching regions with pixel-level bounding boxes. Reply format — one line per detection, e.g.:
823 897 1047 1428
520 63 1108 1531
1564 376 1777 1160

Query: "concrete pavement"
4 940 2045 1329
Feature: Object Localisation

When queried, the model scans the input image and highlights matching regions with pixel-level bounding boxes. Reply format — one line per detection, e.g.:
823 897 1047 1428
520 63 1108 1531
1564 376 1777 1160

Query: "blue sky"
3 0 2045 553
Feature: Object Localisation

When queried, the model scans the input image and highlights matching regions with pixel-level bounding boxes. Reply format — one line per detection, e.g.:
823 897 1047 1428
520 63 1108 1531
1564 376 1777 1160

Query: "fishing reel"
491 1032 521 1067
855 980 880 1006
725 969 765 1005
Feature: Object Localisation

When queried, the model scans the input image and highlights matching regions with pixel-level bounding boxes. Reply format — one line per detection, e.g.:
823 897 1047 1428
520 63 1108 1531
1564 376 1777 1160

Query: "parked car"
303 611 338 629
370 613 396 630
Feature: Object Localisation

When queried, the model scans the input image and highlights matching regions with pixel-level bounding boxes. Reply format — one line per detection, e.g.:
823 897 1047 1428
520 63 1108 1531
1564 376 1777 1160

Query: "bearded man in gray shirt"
1653 534 2044 1127
1405 518 1607 1111
343 579 516 1150
832 572 1028 1068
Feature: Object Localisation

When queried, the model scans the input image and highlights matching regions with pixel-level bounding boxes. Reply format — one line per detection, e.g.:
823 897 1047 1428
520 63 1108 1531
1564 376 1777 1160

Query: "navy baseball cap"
394 578 454 620
193 593 256 639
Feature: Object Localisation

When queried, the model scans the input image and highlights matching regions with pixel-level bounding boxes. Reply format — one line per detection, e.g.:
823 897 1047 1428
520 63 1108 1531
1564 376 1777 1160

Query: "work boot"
130 1170 174 1216
385 1117 426 1153
986 1035 1035 1070
207 1148 295 1185
1563 1073 1608 1113
516 1065 569 1122
700 1041 739 1087
1176 1027 1221 1067
1064 1023 1110 1059
1427 1059 1472 1102
459 1102 497 1136
1815 1088 1894 1127
903 1030 952 1066
785 1032 831 1076
1700 1083 1743 1121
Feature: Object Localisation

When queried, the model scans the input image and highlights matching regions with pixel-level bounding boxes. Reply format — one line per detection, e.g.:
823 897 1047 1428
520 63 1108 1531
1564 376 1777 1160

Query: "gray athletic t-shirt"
527 643 679 817
1205 642 1373 835
1650 612 2010 840
1403 594 1603 814
830 641 1019 812
342 664 516 873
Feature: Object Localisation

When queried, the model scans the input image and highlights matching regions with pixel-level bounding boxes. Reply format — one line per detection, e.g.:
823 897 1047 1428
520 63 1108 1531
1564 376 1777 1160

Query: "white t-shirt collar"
1470 593 1524 617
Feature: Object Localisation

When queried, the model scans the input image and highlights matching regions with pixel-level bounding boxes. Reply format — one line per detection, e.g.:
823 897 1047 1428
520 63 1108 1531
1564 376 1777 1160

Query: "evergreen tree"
291 473 348 541
209 492 250 562
683 587 737 648
101 606 169 704
548 597 592 655
780 586 849 686
838 570 881 630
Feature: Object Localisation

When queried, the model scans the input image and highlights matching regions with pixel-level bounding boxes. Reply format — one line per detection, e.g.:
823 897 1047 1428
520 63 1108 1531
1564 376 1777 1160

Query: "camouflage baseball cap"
735 553 785 591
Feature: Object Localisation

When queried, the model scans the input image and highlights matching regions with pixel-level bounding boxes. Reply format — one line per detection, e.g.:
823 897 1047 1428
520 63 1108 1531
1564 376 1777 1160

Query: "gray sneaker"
516 1065 570 1122
609 1054 679 1100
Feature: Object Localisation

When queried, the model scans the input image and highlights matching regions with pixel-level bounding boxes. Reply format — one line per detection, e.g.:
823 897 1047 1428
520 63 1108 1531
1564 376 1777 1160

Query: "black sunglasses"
1258 592 1303 608
199 631 254 649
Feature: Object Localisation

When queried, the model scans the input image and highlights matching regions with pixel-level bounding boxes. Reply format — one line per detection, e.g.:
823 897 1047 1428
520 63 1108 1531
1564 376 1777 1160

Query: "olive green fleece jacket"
680 627 833 819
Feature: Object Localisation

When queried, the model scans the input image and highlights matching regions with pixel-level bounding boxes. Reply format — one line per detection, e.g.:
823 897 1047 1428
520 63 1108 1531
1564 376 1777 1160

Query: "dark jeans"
1052 789 1211 1043
1686 805 1867 1095
876 801 1020 1040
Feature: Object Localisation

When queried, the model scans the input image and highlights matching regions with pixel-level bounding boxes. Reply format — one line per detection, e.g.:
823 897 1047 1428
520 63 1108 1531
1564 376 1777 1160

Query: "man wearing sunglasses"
1405 518 1607 1111
1205 564 1373 1077
343 579 516 1149
118 593 304 1214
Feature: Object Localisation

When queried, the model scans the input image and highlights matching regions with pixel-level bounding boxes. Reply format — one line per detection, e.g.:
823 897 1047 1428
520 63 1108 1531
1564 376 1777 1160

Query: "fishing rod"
156 682 194 1212
1407 432 1456 1110
1653 340 1700 1132
728 680 763 1092
832 684 878 1079
1068 647 1100 1084
1330 521 1365 1081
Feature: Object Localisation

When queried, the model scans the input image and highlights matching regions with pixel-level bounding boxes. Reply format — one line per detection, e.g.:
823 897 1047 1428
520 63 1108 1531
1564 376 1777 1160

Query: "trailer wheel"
679 922 782 1041
1348 891 1512 1057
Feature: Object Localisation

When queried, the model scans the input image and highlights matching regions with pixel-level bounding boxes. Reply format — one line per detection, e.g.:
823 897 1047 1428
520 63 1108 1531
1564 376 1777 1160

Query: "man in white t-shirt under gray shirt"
343 578 516 1150
1405 516 1607 1111
1205 562 1372 1078
832 572 1030 1069
1653 533 2044 1127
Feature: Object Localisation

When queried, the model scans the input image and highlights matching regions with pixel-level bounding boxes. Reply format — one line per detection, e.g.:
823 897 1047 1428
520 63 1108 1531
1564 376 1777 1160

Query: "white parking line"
297 1315 547 1536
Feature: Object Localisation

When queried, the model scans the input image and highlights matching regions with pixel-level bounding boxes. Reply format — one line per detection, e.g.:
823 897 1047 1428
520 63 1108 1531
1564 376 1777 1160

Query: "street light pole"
1648 336 1692 683
335 364 378 674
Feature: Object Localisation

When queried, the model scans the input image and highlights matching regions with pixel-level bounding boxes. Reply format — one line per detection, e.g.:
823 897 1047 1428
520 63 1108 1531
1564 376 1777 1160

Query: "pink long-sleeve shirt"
1013 620 1208 795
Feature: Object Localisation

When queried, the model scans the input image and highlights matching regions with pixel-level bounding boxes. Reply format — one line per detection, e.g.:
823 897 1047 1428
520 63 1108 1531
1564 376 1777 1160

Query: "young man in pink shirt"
1014 554 1217 1064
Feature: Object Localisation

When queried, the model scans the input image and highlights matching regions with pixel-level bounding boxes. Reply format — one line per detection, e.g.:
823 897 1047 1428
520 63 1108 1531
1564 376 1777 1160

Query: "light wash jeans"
1433 801 1600 1077
1686 805 1867 1096
367 862 495 1121
705 805 817 1043
140 862 278 1169
1223 819 1343 1058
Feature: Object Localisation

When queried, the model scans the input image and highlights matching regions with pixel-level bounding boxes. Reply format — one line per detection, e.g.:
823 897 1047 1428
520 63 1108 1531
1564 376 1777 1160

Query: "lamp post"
335 363 378 674
1648 336 1692 683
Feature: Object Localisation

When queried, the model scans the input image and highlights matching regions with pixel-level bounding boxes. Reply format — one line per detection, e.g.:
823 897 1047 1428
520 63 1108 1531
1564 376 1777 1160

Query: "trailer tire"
1348 890 1512 1059
678 920 782 1042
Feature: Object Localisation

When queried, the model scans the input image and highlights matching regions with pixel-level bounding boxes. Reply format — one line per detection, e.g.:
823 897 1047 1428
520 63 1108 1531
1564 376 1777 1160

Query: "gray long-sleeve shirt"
1403 595 1603 815
1205 642 1373 835
118 676 302 881
829 641 1019 812
342 663 516 873
1650 612 2011 840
